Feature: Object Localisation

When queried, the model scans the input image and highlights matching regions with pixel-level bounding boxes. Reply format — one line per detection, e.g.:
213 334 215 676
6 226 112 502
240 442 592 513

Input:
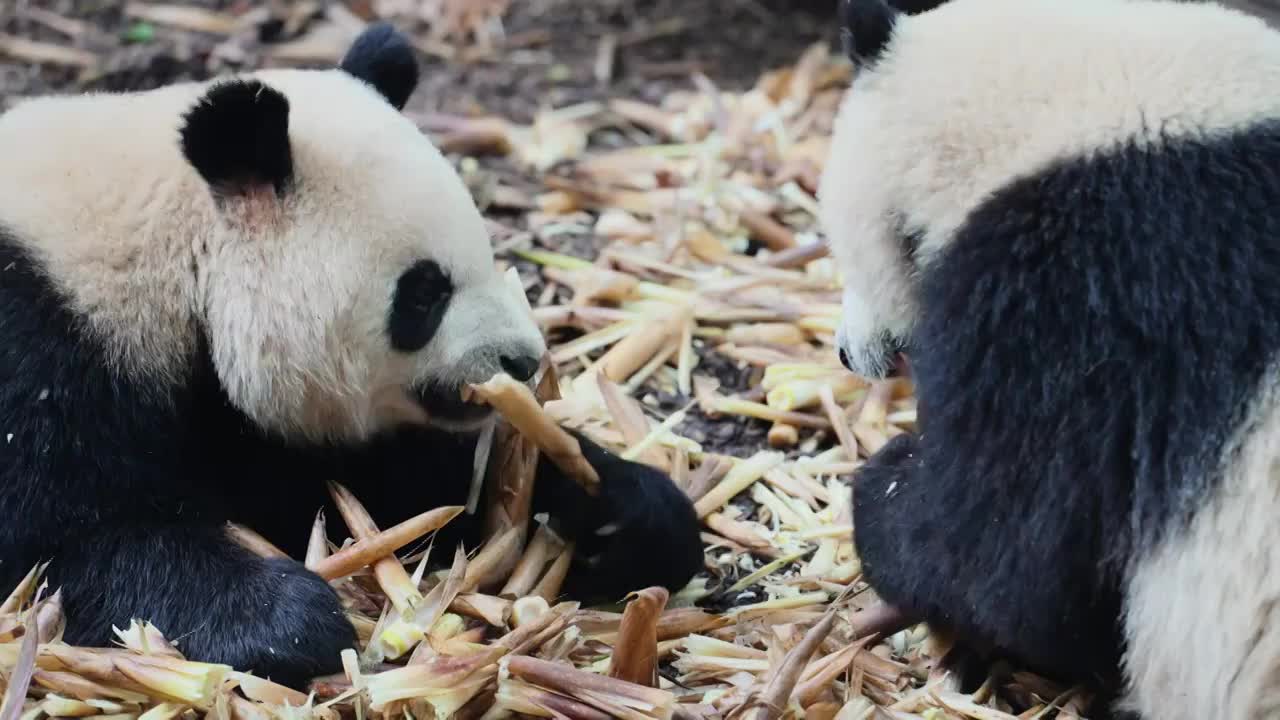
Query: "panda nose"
500 352 540 382
838 347 854 372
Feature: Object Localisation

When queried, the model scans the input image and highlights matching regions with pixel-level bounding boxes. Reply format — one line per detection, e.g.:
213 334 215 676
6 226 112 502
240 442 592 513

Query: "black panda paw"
186 557 355 689
554 436 704 604
852 432 923 605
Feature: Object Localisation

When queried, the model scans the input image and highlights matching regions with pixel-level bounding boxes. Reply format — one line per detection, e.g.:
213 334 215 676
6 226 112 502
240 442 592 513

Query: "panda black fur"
0 23 703 689
820 0 1280 717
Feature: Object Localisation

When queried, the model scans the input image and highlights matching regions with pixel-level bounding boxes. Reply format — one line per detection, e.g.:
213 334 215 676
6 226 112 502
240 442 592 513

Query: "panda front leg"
851 432 938 617
530 429 704 603
851 433 994 685
50 522 354 689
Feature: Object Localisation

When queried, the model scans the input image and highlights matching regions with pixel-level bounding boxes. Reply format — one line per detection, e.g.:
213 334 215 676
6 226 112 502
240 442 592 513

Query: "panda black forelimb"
48 524 354 690
529 428 705 604
302 423 705 604
853 425 1129 692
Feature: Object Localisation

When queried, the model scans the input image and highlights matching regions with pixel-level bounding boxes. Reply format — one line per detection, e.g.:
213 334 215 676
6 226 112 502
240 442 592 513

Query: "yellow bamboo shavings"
499 522 562 598
620 403 691 464
597 303 694 383
765 374 865 412
531 540 575 603
767 422 799 448
704 512 780 559
597 373 668 469
363 647 502 715
461 526 523 594
711 397 833 429
500 655 675 720
744 609 837 720
693 451 785 519
819 384 860 462
0 565 44 617
230 673 308 708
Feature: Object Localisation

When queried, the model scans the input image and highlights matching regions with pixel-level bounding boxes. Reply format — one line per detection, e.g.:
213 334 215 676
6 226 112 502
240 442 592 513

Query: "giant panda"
818 0 1280 717
0 23 703 689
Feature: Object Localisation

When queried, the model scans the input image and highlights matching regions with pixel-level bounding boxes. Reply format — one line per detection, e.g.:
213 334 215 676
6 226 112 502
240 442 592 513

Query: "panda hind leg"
530 429 704 604
51 523 354 689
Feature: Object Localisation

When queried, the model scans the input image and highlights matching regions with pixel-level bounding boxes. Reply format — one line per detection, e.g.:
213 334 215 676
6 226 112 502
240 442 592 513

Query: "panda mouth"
889 352 911 378
413 384 494 430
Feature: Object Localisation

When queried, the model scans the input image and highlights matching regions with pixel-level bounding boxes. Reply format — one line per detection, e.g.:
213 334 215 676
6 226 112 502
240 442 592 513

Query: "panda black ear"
841 0 901 66
339 22 420 111
179 79 292 198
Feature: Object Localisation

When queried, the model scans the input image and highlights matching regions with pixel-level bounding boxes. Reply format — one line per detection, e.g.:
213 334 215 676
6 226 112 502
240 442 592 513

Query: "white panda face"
821 0 1280 379
183 26 545 444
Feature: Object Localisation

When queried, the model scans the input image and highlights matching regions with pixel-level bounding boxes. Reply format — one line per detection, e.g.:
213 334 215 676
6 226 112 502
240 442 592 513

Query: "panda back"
0 85 215 382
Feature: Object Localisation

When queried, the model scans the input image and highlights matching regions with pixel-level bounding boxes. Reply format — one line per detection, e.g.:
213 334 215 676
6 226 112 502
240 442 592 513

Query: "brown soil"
2 0 837 114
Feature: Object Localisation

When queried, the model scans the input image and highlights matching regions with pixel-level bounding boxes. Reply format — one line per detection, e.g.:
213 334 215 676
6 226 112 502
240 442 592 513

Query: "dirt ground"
1 0 836 113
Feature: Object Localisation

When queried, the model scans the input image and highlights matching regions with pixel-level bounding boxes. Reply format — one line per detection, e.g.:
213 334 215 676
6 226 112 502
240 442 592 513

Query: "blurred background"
6 0 1276 121
0 0 843 117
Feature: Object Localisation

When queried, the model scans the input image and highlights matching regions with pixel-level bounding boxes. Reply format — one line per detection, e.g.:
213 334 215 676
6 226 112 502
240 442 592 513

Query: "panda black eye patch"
388 260 453 352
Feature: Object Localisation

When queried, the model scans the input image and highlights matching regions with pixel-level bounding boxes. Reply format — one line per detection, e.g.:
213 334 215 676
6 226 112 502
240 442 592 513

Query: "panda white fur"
0 23 703 688
819 0 1280 717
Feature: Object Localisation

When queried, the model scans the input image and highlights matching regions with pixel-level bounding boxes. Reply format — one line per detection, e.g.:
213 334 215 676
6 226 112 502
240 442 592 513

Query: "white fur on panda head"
177 24 547 442
819 0 1280 379
0 24 544 444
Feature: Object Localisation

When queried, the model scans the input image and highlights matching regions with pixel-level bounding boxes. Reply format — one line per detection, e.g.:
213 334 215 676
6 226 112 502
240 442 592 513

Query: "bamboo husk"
738 211 796 252
304 511 329 570
224 524 287 559
608 588 669 687
499 523 562 598
327 482 422 614
312 506 463 581
532 541 575 603
465 372 601 497
741 610 837 720
502 655 675 719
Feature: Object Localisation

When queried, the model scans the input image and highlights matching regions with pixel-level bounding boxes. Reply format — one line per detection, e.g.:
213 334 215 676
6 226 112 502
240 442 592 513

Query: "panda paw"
552 434 704 604
185 557 355 689
852 432 924 605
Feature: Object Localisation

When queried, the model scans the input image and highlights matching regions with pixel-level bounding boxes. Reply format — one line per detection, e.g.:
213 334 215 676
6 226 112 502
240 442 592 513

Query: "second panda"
821 0 1280 717
0 24 703 687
